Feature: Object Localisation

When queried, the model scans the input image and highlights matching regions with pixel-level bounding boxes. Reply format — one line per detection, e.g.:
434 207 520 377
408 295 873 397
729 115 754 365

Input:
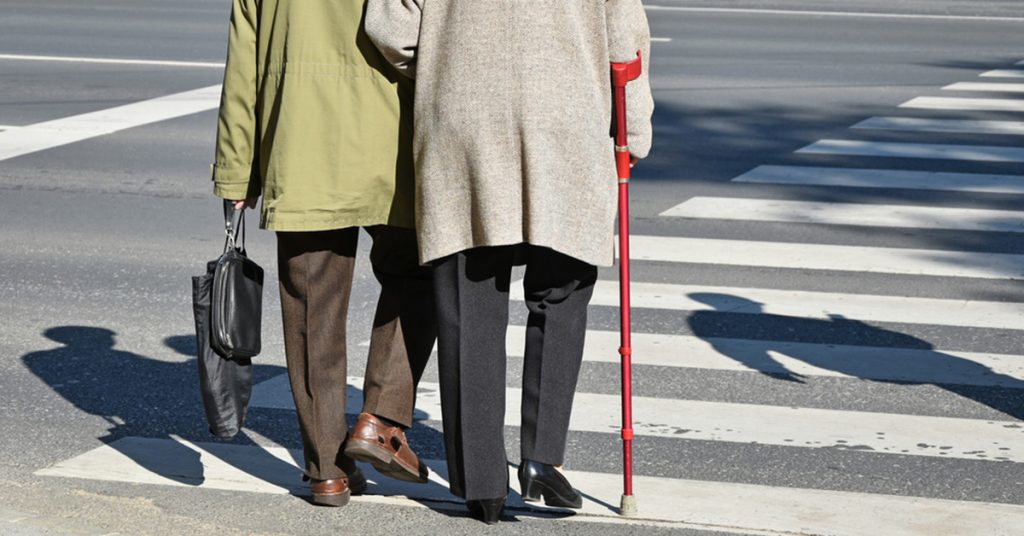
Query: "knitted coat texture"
366 0 654 266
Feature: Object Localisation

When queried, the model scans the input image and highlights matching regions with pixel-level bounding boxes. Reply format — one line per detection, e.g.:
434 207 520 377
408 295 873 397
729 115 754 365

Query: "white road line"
944 82 1024 93
981 69 1024 78
504 326 1024 387
561 280 1024 330
643 5 1024 22
0 53 224 68
661 197 1024 233
247 376 1022 462
626 235 1024 280
651 37 673 42
853 117 1024 135
732 165 1024 194
900 96 1024 112
0 85 222 162
37 437 1024 534
797 139 1024 163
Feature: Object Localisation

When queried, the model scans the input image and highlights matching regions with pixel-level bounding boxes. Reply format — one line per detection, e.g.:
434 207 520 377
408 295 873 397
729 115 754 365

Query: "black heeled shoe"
466 497 506 525
518 459 583 509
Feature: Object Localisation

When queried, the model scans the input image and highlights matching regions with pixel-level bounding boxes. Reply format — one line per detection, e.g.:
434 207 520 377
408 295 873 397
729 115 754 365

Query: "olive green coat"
212 0 415 231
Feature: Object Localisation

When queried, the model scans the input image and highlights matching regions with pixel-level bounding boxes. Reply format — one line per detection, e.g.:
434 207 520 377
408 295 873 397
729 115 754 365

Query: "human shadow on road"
22 325 458 507
22 326 300 490
686 294 1024 421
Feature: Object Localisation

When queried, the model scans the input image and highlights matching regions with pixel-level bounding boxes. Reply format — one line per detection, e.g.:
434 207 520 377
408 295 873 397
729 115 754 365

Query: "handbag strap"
222 199 247 253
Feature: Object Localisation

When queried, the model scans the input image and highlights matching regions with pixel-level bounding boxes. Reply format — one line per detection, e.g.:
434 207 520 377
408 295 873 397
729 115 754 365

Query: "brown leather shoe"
308 468 367 507
344 412 429 483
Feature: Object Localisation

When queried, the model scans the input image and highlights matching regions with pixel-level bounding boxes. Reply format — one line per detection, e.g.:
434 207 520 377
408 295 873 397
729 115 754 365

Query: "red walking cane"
611 52 642 517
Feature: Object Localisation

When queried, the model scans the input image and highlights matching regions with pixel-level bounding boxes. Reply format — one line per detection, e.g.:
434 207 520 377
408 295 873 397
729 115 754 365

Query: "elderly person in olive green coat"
366 0 654 524
212 0 437 507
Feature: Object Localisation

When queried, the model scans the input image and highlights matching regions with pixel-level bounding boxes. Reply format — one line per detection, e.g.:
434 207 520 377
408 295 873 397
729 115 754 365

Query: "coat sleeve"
606 0 654 159
365 0 423 79
211 0 261 200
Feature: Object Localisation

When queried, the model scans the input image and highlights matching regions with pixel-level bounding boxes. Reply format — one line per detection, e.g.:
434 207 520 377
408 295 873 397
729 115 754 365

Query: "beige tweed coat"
366 0 654 266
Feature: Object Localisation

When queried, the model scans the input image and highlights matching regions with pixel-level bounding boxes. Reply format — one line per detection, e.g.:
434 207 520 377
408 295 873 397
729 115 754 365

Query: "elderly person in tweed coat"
367 0 654 523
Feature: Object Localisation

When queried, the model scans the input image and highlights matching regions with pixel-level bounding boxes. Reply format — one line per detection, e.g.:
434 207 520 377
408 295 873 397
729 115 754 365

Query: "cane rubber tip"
620 494 638 517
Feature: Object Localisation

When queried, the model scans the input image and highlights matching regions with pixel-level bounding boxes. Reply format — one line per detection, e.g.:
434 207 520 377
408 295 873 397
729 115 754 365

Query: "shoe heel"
519 475 544 502
344 438 391 464
468 498 505 525
479 500 502 524
310 490 351 507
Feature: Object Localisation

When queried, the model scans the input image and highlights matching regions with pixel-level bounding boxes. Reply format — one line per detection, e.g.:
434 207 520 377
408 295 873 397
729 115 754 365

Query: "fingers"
230 197 258 210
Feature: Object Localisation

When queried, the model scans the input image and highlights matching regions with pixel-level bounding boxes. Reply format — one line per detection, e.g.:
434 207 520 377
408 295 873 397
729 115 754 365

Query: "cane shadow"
686 294 1024 421
21 326 298 489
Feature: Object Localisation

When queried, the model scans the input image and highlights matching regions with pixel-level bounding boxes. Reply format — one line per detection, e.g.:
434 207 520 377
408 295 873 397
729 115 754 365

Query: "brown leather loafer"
344 412 429 483
308 468 367 507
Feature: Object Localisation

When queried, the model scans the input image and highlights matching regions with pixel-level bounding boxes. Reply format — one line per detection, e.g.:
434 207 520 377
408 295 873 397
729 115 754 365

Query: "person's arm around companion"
365 0 423 79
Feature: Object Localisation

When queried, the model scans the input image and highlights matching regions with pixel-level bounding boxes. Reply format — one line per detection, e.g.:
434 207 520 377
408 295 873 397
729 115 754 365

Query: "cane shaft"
618 181 634 498
612 51 642 510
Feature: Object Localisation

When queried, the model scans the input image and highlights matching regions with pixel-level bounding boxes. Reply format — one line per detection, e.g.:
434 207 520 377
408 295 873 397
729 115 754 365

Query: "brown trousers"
277 226 435 480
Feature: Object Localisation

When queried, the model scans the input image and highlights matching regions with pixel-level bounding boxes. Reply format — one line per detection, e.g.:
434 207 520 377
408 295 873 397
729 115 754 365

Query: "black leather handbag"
191 201 264 438
210 204 264 358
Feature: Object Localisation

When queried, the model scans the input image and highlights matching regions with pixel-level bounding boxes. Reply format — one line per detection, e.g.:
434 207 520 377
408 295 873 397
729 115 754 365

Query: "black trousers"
433 245 597 500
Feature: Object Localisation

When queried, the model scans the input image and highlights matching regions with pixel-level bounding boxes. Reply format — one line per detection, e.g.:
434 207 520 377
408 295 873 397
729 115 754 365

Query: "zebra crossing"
624 58 1024 531
36 61 1024 533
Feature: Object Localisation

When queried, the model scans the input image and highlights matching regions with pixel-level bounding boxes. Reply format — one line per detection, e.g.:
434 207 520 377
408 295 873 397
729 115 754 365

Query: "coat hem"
262 211 413 233
420 238 612 268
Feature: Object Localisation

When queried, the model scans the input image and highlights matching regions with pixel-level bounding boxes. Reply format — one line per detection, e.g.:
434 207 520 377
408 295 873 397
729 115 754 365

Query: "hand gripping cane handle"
610 51 641 517
611 52 643 182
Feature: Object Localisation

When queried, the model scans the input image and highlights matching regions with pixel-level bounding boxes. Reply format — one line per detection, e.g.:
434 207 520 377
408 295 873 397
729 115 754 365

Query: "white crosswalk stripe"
981 69 1024 78
154 376 1024 462
622 235 1024 279
798 139 1024 162
0 85 222 162
900 96 1024 111
853 117 1024 135
662 197 1024 232
732 165 1024 193
944 82 1024 93
504 325 1024 387
569 279 1024 329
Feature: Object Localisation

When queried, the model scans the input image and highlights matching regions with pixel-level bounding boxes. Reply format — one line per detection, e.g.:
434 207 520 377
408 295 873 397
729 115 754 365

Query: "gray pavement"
1 1 1023 534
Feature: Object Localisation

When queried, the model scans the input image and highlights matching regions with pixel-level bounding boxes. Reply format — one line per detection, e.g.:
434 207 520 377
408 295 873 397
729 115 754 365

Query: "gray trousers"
277 226 436 480
433 245 597 500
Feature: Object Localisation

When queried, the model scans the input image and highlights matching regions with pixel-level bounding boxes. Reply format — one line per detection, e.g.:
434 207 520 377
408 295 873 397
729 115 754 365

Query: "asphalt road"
1 1 1023 535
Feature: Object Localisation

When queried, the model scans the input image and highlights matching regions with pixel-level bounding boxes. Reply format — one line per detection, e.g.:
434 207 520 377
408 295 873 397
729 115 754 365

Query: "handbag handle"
222 199 247 253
